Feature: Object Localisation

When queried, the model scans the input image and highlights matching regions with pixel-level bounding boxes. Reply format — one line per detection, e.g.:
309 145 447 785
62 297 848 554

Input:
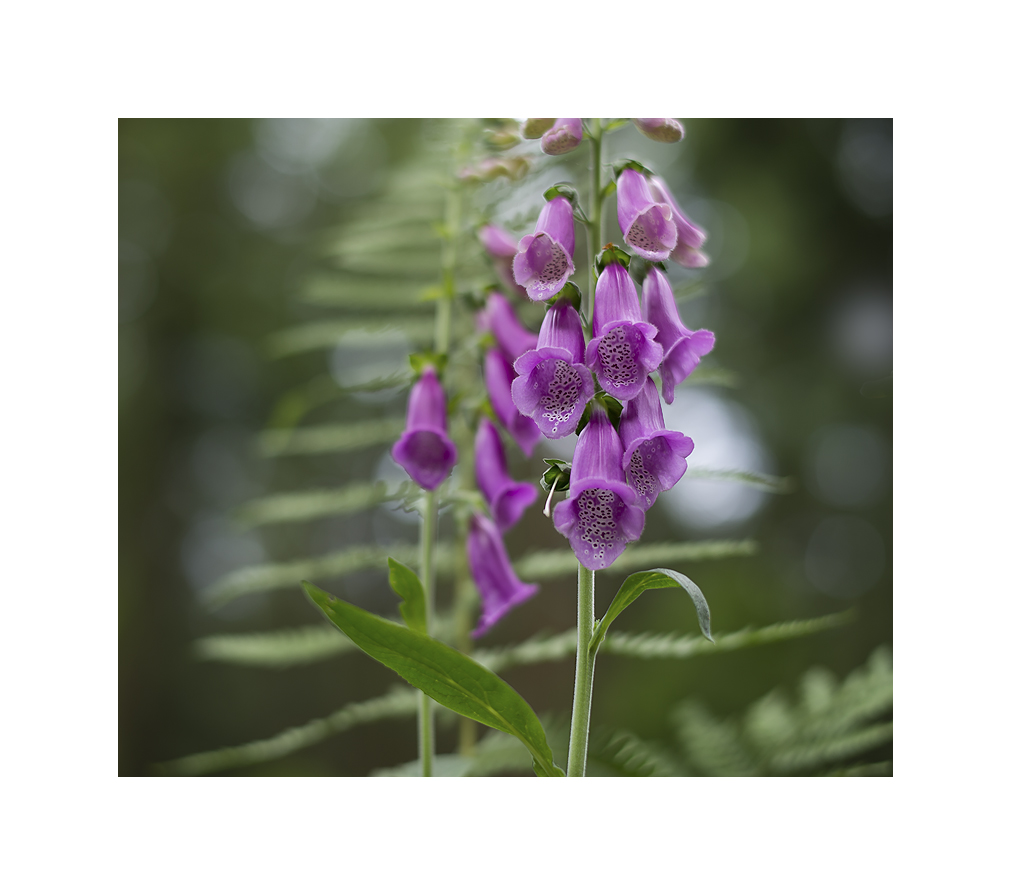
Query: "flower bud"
390 366 458 491
521 118 556 139
633 118 685 143
541 118 583 156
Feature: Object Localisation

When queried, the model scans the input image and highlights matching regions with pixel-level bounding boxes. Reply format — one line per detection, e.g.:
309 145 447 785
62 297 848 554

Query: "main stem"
418 488 438 776
566 563 597 776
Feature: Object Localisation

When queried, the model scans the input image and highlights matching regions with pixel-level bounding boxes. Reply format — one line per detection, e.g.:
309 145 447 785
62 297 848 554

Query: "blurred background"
119 118 892 776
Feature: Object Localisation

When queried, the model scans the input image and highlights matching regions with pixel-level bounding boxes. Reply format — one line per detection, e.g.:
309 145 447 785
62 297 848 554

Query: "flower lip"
616 167 679 262
468 512 539 638
512 196 576 302
618 378 694 509
646 174 706 249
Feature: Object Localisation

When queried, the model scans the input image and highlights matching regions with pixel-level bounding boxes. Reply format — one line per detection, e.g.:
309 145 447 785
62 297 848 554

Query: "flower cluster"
393 118 717 636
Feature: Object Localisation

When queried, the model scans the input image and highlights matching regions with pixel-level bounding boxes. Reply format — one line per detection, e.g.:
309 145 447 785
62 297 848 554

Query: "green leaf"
408 351 448 377
590 568 712 653
604 118 630 133
302 581 565 776
388 558 426 634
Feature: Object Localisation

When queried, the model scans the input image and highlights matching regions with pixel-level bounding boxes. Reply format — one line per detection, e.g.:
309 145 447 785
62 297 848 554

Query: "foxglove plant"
299 118 720 779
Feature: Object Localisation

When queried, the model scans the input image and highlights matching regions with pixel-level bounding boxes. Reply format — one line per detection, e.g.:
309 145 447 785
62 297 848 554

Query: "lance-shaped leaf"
590 568 712 653
303 581 565 777
388 558 426 634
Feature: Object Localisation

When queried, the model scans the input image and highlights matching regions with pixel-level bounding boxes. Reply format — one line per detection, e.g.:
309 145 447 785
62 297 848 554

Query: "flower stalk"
418 488 438 776
566 562 597 777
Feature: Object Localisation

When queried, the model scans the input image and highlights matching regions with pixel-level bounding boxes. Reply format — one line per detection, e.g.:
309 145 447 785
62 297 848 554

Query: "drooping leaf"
388 558 426 634
590 568 712 653
303 581 565 776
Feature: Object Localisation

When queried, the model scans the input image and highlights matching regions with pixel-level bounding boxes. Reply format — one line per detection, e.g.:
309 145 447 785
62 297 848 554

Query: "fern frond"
686 468 797 494
154 687 417 776
235 481 409 529
267 316 434 360
513 539 757 581
194 625 354 668
587 728 686 777
257 418 406 458
299 273 437 310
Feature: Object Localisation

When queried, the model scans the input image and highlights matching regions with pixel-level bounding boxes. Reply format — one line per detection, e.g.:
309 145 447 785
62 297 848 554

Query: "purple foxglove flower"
390 366 458 491
521 118 556 139
633 118 685 143
484 346 541 457
512 196 576 302
511 298 595 439
479 224 518 260
585 262 664 401
618 378 694 509
646 174 709 267
474 418 539 531
552 402 646 571
541 118 583 155
485 291 538 363
468 512 539 638
616 167 679 262
642 266 716 403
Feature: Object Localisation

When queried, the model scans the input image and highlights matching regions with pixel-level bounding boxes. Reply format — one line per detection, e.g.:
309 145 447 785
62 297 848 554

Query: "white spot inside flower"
575 488 618 563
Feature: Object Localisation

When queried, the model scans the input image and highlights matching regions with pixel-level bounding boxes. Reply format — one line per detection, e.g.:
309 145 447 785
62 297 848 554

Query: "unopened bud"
541 118 583 156
521 118 556 139
633 118 685 143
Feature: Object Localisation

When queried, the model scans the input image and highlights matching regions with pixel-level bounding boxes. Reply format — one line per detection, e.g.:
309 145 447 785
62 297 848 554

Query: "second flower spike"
390 366 458 491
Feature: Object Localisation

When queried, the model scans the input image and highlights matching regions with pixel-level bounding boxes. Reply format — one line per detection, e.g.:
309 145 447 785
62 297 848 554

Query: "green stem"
566 563 597 776
418 488 438 776
585 118 603 322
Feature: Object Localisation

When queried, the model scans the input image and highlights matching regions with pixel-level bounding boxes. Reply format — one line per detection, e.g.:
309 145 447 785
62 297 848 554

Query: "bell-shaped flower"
541 118 583 155
633 118 685 143
390 366 458 491
512 196 576 302
618 378 694 510
485 291 537 363
511 297 595 439
552 402 646 571
585 262 664 401
484 346 541 457
479 224 525 296
468 512 539 638
646 174 709 268
616 167 679 262
474 418 538 531
642 266 715 403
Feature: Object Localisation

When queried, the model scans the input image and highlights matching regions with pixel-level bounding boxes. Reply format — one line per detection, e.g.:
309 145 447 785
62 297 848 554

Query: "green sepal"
540 459 572 494
546 281 582 313
589 568 713 654
604 118 630 133
594 245 632 275
543 182 579 204
419 284 446 302
408 352 448 378
600 179 617 200
611 158 654 178
387 558 426 634
483 128 521 150
303 581 566 776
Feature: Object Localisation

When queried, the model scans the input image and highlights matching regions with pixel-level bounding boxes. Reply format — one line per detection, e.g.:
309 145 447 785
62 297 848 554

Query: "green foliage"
388 558 426 634
586 728 686 777
303 582 565 776
258 418 407 458
194 625 354 668
670 646 893 776
591 568 712 652
686 468 797 494
235 481 407 529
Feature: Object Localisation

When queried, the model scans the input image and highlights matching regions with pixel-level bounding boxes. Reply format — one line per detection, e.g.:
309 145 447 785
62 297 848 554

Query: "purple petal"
391 429 457 492
670 243 710 269
479 224 518 259
633 118 685 143
474 418 537 530
535 296 585 363
512 198 576 301
404 366 448 432
586 321 664 402
535 196 576 258
592 263 645 336
485 347 542 457
468 513 539 637
511 348 595 439
540 118 583 156
647 175 706 248
552 481 645 571
617 168 678 261
569 402 626 484
486 291 537 362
